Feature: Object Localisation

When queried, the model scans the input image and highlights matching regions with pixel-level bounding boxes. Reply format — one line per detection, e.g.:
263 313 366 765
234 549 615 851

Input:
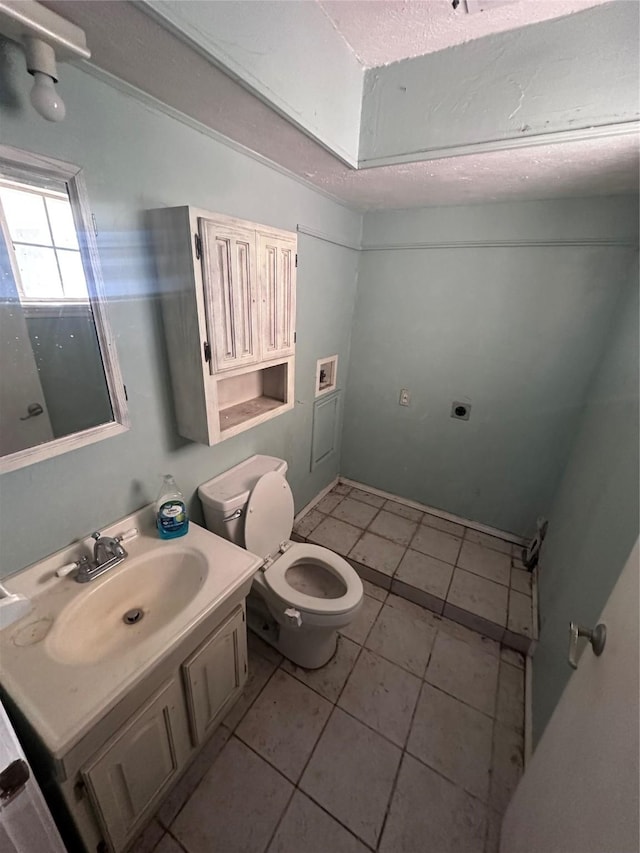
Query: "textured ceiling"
312 134 639 209
41 1 639 210
318 0 613 67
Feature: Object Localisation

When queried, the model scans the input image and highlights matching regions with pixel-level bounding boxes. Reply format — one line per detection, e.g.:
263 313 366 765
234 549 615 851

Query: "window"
0 177 90 302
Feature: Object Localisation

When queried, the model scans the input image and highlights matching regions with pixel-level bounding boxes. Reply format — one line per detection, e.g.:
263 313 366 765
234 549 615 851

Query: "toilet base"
248 585 340 669
246 592 280 649
277 623 338 670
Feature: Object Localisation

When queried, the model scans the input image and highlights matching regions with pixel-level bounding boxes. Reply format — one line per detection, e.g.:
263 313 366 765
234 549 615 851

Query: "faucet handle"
56 555 88 578
91 531 102 541
116 528 139 545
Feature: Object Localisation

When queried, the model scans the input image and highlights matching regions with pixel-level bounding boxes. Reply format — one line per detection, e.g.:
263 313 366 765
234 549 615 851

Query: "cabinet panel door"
258 232 297 360
200 219 259 372
182 605 248 745
82 679 183 852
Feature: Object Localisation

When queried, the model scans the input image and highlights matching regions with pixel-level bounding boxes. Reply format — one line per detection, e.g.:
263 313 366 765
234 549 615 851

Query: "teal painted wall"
341 198 638 536
360 2 640 166
533 259 639 741
0 43 361 579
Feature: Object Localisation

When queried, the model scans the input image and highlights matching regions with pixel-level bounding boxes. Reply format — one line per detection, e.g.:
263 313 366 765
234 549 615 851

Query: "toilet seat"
244 472 362 617
263 543 362 616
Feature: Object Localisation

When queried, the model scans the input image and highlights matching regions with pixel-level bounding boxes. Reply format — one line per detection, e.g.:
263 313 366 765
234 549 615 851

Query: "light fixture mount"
0 0 90 121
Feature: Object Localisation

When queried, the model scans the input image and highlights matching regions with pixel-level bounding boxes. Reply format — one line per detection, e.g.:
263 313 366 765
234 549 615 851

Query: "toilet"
198 455 363 669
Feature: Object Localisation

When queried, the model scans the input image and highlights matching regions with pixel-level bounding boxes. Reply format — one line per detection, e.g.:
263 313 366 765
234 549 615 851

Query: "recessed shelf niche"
315 354 338 397
218 361 291 436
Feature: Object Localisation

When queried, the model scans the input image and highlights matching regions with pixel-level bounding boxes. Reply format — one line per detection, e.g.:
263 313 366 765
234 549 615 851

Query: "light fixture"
24 36 65 122
0 1 90 122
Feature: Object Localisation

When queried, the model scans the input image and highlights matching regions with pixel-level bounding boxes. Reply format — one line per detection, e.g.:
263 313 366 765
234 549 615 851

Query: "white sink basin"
46 548 207 665
0 508 262 758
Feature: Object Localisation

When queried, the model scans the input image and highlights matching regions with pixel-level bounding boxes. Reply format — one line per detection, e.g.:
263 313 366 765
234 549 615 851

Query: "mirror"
0 146 128 473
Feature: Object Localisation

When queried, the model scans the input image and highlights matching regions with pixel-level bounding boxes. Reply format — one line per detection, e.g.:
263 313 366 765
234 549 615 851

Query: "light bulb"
30 72 66 122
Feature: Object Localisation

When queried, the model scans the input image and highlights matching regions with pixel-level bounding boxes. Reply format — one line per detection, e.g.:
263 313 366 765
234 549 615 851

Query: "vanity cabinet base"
48 601 248 853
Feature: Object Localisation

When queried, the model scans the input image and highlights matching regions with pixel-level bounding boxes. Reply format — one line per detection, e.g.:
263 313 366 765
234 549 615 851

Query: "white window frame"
0 145 130 474
0 176 90 305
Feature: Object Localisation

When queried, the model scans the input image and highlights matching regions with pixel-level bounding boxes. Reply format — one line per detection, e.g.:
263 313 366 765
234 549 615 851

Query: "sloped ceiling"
42 0 639 210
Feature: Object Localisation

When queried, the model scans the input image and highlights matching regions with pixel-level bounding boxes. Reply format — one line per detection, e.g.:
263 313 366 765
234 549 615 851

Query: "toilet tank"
198 455 288 545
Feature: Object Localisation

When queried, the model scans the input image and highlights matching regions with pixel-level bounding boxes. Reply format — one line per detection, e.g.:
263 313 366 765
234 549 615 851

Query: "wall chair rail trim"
361 238 639 251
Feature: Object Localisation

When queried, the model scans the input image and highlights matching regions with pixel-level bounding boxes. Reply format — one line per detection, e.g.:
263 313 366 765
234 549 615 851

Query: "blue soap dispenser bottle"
156 474 189 539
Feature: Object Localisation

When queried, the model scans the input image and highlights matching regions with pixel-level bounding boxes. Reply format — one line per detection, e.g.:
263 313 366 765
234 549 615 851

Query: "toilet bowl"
198 455 363 669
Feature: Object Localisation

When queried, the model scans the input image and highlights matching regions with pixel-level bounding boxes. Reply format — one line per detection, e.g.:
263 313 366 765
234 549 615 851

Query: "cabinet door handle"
568 621 607 669
20 402 44 420
0 758 30 805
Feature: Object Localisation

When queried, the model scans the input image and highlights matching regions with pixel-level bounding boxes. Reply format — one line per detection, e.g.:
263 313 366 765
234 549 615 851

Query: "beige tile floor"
133 591 525 853
295 483 536 653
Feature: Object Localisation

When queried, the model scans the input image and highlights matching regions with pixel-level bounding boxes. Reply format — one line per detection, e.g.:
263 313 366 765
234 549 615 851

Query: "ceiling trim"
77 61 358 213
358 120 640 169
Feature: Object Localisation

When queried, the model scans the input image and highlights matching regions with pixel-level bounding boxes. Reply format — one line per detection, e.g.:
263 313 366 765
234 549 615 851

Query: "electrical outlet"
399 388 410 406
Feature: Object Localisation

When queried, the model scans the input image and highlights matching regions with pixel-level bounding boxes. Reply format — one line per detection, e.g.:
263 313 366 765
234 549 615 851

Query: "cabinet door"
81 679 185 852
258 231 297 360
200 219 259 372
182 605 248 745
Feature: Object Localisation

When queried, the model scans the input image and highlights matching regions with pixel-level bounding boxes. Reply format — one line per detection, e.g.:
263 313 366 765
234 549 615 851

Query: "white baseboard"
339 477 526 545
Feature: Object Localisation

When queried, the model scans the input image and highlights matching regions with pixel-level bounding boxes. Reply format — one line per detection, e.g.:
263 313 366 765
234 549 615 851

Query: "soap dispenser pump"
156 474 189 539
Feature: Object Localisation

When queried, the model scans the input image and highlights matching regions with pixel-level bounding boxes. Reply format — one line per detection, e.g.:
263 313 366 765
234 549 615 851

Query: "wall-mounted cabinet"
148 207 297 445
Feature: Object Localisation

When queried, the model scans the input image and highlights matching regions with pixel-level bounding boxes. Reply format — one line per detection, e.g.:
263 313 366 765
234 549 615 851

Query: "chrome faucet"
92 531 126 566
71 531 128 583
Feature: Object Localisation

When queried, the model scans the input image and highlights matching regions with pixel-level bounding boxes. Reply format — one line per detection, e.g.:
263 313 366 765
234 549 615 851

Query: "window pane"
57 249 89 300
0 187 52 245
14 244 63 299
46 197 80 250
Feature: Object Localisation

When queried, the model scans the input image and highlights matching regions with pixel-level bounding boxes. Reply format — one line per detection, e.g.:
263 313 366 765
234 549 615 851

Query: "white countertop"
0 507 261 759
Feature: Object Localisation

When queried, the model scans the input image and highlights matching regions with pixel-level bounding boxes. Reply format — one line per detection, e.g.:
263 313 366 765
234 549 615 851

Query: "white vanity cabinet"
81 678 188 852
148 206 297 446
39 602 249 853
182 605 247 745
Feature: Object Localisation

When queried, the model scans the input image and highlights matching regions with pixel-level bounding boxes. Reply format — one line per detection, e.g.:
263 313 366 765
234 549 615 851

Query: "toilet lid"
244 471 294 559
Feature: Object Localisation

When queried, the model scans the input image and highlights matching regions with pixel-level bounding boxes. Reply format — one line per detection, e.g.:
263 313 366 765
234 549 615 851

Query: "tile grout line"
260 779 297 853
164 826 191 853
422 664 498 725
441 537 462 602
222 733 298 853
487 656 508 829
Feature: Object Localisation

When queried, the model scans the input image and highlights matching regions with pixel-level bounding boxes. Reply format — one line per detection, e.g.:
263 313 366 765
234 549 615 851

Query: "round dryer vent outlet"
451 401 471 421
